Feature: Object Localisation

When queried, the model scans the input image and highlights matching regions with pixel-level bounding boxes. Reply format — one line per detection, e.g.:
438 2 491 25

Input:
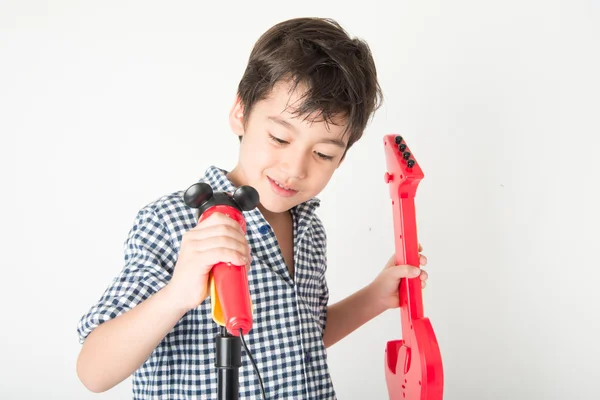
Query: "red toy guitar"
383 134 444 400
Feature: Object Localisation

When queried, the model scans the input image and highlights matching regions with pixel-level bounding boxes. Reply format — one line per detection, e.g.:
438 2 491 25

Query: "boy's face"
227 80 348 214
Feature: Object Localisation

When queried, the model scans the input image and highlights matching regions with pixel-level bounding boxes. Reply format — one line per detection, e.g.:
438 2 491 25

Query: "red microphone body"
200 205 253 336
183 183 260 337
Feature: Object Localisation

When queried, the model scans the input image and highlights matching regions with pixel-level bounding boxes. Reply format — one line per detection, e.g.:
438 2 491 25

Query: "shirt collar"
201 165 238 195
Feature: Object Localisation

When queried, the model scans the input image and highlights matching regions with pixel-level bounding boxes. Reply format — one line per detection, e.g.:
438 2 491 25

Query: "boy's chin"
259 201 292 214
257 195 298 214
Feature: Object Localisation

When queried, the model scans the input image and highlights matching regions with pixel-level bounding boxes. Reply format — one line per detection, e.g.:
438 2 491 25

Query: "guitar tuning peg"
407 159 415 168
398 143 407 151
395 135 403 144
403 151 411 160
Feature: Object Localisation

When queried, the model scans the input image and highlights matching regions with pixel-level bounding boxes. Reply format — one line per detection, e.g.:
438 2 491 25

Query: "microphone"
183 182 260 336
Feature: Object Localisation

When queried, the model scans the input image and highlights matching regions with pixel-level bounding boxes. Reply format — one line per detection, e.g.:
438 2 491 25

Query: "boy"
76 17 428 399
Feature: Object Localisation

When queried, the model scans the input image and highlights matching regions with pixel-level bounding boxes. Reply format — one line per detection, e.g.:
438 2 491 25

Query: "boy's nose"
280 150 308 180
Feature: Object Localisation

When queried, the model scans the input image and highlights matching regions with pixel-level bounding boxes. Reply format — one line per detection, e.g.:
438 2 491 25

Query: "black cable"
239 329 267 400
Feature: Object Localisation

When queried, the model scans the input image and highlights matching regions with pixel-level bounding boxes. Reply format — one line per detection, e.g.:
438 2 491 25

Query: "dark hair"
236 17 383 154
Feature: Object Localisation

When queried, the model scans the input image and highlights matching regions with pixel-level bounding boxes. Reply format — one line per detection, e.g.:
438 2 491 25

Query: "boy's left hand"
370 244 428 312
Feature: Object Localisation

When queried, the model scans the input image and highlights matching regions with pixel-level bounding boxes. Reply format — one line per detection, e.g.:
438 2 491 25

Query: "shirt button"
259 225 270 235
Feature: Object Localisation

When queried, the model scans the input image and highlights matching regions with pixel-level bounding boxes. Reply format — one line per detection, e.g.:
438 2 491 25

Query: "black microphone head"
232 185 260 211
183 182 213 209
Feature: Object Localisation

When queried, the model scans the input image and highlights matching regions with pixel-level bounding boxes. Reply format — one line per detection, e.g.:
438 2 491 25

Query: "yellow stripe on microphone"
209 273 254 327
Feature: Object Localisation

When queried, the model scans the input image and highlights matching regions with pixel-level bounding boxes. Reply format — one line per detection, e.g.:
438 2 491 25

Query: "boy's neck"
258 203 291 225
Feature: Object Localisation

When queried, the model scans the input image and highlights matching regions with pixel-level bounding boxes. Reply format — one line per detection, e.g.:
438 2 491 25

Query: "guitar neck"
392 195 424 321
384 134 425 323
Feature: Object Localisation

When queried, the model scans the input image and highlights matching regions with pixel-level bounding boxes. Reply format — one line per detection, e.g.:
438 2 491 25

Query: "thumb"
384 254 396 269
388 264 421 279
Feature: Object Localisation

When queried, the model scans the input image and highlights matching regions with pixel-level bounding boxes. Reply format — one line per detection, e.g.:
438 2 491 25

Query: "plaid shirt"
77 165 336 399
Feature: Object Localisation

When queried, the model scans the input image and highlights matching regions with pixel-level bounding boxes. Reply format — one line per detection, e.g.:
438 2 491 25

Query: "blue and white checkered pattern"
77 165 336 399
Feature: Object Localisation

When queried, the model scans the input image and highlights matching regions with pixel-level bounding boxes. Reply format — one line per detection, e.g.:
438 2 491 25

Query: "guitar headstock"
383 134 424 198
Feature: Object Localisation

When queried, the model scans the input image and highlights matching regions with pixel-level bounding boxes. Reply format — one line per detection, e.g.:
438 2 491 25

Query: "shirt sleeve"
76 207 177 344
317 273 329 336
314 216 329 336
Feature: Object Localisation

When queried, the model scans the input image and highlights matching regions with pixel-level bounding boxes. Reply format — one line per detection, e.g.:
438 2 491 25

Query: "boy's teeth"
274 180 290 190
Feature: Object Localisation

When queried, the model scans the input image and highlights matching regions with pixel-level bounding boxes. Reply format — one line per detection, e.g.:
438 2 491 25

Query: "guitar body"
383 134 444 400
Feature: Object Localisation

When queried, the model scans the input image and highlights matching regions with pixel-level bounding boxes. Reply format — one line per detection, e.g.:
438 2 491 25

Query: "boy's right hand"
167 212 252 311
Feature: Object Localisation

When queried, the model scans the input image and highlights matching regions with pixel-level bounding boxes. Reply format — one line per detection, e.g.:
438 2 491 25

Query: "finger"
187 224 247 246
247 244 253 265
197 212 244 233
420 254 428 266
199 247 249 268
418 243 423 252
245 255 253 273
391 265 421 278
421 280 426 289
419 269 428 281
385 254 396 269
191 236 249 257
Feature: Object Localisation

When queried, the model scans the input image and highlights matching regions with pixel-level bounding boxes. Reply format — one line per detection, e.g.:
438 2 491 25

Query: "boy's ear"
229 95 245 137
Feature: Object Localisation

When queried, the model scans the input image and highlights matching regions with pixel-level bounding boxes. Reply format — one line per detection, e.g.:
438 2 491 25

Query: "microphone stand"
216 326 242 400
182 182 259 400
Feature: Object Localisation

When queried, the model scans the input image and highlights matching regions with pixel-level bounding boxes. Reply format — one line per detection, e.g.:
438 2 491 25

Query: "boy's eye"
269 134 334 161
269 134 288 145
315 152 334 161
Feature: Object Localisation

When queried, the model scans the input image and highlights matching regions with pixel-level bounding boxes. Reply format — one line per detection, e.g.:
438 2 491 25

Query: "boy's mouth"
268 177 298 196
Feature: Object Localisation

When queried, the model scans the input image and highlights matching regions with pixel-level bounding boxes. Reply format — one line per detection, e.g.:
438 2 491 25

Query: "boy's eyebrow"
268 115 347 148
321 138 347 148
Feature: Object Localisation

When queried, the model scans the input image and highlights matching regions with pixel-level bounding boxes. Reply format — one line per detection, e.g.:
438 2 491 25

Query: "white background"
1 1 599 399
